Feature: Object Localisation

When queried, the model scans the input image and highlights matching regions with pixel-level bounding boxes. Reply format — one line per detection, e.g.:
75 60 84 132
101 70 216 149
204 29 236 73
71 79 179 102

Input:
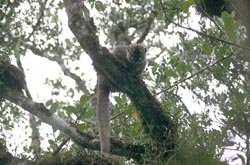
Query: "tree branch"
23 43 90 95
63 0 176 155
0 86 145 161
136 11 157 44
155 54 233 95
159 0 250 52
26 0 48 41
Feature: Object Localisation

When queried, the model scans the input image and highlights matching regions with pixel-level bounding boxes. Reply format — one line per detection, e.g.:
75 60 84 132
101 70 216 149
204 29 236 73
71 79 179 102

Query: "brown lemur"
96 21 147 154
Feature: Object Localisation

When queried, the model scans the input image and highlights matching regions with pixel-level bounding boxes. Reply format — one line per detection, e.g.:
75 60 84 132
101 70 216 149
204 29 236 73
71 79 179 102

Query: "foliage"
0 0 250 164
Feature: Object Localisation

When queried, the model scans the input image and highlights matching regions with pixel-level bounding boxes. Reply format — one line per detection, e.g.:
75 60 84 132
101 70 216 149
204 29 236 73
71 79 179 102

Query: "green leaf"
212 66 222 80
165 69 178 78
176 62 187 75
48 139 56 146
51 102 60 112
80 95 89 106
181 0 194 13
77 123 90 131
202 42 211 54
228 31 237 42
214 46 224 59
114 95 127 105
82 108 95 119
222 12 234 31
221 58 231 68
64 105 77 114
186 64 193 73
221 12 239 42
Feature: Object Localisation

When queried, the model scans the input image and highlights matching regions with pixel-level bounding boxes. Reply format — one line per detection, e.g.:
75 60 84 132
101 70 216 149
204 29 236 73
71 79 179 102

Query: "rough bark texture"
0 0 176 162
63 0 176 155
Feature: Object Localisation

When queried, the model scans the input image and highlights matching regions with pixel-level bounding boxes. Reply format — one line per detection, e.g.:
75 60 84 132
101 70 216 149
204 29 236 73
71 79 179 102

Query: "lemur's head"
126 44 147 63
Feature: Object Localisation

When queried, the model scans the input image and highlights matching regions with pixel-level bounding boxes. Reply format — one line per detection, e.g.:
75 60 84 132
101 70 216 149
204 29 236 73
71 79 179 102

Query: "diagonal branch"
136 11 157 44
26 0 49 41
155 54 233 95
63 0 176 156
0 86 145 162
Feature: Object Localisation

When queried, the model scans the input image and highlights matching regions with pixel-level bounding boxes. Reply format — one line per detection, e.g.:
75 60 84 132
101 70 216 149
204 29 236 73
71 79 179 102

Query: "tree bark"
0 86 146 161
63 0 176 155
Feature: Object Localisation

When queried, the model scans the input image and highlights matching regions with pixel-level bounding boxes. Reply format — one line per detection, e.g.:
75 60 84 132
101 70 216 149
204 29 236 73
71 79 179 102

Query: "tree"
0 0 250 164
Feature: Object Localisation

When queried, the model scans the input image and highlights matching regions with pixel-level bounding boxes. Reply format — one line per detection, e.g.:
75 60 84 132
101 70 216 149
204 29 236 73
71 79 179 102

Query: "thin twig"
26 0 48 41
110 111 124 121
155 54 232 95
136 11 157 44
159 0 250 52
23 43 90 95
155 0 250 95
172 22 250 51
52 137 70 156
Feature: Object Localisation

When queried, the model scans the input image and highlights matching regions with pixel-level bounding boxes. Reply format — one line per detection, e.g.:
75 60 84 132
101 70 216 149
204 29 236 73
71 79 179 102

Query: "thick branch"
0 86 92 144
63 0 176 154
0 86 145 161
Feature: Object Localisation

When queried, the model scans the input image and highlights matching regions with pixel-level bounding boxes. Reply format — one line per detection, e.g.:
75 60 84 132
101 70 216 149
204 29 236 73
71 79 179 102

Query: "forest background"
0 0 250 164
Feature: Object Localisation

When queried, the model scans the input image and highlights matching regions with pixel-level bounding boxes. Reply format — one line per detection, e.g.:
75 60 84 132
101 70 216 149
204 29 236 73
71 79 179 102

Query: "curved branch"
63 0 176 155
23 43 90 95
